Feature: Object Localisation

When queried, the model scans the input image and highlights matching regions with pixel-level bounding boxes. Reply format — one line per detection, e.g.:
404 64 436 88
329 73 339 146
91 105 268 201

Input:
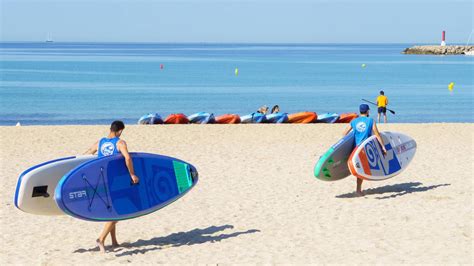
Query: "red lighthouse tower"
441 31 446 46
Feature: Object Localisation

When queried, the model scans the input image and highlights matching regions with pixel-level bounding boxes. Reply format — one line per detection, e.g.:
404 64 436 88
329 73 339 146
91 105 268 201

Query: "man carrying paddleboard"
342 104 386 196
84 120 140 253
376 90 389 123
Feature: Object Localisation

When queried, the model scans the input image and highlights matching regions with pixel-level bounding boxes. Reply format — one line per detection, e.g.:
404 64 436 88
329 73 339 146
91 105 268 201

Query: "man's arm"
118 140 139 184
372 123 387 154
342 125 352 137
84 141 99 155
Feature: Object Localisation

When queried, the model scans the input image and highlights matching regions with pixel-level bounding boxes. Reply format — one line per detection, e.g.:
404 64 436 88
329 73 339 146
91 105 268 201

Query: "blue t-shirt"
350 116 374 146
98 137 120 157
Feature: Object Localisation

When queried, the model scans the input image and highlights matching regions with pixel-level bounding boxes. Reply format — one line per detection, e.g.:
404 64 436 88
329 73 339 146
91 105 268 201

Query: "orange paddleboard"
336 113 358 123
164 113 189 124
215 114 241 124
287 112 317 123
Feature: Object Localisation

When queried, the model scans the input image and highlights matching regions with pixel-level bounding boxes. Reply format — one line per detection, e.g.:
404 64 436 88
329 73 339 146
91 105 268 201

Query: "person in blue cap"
342 104 386 196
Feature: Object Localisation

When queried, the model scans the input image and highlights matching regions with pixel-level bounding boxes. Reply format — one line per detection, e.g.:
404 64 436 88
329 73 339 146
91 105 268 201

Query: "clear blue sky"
1 0 472 43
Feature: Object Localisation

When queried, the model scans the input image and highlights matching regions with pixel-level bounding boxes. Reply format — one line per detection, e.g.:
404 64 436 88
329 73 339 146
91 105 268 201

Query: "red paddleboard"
164 114 189 124
337 113 358 123
215 114 241 124
287 112 317 123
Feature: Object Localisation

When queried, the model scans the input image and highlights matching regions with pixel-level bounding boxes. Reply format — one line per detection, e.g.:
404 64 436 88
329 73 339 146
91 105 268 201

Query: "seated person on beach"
342 104 386 196
84 120 140 253
376 90 388 123
271 105 280 114
257 105 269 114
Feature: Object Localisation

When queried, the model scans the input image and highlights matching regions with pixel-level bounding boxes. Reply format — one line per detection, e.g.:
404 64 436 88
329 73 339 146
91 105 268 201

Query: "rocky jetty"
402 45 474 55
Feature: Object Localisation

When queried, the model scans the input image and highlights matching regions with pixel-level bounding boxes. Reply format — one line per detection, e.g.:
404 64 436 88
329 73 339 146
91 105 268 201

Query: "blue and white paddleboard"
240 113 266 123
14 155 96 215
138 113 163 125
317 113 339 123
187 112 216 124
265 113 289 123
348 132 417 181
55 153 198 221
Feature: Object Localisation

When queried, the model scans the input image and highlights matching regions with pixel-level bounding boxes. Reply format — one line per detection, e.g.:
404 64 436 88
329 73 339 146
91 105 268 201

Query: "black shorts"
378 107 386 114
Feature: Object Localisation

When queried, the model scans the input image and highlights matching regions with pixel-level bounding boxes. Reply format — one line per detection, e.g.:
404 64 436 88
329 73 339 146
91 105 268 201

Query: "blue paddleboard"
317 113 339 123
265 113 289 123
187 112 216 124
55 153 198 221
138 113 163 125
240 113 266 123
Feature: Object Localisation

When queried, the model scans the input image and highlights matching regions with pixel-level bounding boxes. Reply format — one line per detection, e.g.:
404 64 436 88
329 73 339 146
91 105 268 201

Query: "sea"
0 42 472 125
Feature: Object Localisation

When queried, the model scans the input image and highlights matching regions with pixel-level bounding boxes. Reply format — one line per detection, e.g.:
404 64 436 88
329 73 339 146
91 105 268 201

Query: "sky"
1 0 473 43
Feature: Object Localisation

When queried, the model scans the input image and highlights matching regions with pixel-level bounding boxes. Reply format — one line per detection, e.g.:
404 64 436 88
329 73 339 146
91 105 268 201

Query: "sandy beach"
0 123 472 264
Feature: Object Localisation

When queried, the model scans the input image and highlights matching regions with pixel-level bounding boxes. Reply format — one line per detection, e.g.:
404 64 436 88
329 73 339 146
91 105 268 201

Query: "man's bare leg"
111 222 120 247
377 113 381 123
356 178 364 196
384 114 387 123
97 221 117 253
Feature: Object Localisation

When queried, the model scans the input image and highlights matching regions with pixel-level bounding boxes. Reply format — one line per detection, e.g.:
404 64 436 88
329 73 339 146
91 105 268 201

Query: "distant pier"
402 45 474 55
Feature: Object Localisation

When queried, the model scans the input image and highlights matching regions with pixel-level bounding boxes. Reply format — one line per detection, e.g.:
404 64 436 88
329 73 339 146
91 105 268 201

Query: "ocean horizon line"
0 41 454 46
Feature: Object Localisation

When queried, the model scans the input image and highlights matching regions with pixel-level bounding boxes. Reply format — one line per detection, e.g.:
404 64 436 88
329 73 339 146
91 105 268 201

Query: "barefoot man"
342 104 386 196
84 120 139 253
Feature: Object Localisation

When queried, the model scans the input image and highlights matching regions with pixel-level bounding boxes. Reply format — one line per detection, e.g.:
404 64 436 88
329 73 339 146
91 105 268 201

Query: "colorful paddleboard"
240 113 266 123
336 113 358 123
265 113 289 123
215 114 241 124
348 132 417 180
317 113 339 123
164 114 189 124
55 153 198 221
14 155 96 215
287 112 317 123
188 112 216 124
138 113 163 125
314 131 354 181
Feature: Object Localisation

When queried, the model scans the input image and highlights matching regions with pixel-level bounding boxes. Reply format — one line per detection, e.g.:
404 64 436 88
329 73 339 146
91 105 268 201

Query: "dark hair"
380 90 384 95
271 105 280 113
110 120 125 132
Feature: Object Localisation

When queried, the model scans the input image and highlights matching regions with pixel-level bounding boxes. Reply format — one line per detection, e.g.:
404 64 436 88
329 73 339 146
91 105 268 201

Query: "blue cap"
359 104 370 113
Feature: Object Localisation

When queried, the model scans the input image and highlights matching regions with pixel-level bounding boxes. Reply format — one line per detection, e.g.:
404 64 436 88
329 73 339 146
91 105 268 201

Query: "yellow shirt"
377 95 388 107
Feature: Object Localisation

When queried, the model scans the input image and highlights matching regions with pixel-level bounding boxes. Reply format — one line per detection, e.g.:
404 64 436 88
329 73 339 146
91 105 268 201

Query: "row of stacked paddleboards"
138 112 359 125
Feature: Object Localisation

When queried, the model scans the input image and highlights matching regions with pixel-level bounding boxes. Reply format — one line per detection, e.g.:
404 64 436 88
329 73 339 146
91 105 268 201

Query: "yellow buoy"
361 64 366 68
235 68 239 76
448 82 454 91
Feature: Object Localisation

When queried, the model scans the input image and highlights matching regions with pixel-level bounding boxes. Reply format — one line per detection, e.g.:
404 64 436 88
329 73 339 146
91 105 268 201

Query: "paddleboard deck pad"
314 131 354 181
348 132 417 180
55 153 198 221
14 155 97 215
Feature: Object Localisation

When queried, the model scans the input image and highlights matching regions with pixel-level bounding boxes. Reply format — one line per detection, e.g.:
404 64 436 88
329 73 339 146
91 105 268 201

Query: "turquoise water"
0 42 472 125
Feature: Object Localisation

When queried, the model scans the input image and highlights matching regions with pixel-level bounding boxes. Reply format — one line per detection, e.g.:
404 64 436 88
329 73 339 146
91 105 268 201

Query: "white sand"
0 124 472 264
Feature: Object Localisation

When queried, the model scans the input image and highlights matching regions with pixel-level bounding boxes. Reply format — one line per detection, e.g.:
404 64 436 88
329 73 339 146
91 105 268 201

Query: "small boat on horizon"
46 33 53 43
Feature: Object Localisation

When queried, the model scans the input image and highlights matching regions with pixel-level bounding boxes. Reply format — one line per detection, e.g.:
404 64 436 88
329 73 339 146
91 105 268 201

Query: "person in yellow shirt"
376 90 388 123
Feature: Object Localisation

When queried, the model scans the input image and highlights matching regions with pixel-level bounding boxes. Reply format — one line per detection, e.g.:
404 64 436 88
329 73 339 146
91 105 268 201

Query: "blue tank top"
98 137 120 157
350 116 374 146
